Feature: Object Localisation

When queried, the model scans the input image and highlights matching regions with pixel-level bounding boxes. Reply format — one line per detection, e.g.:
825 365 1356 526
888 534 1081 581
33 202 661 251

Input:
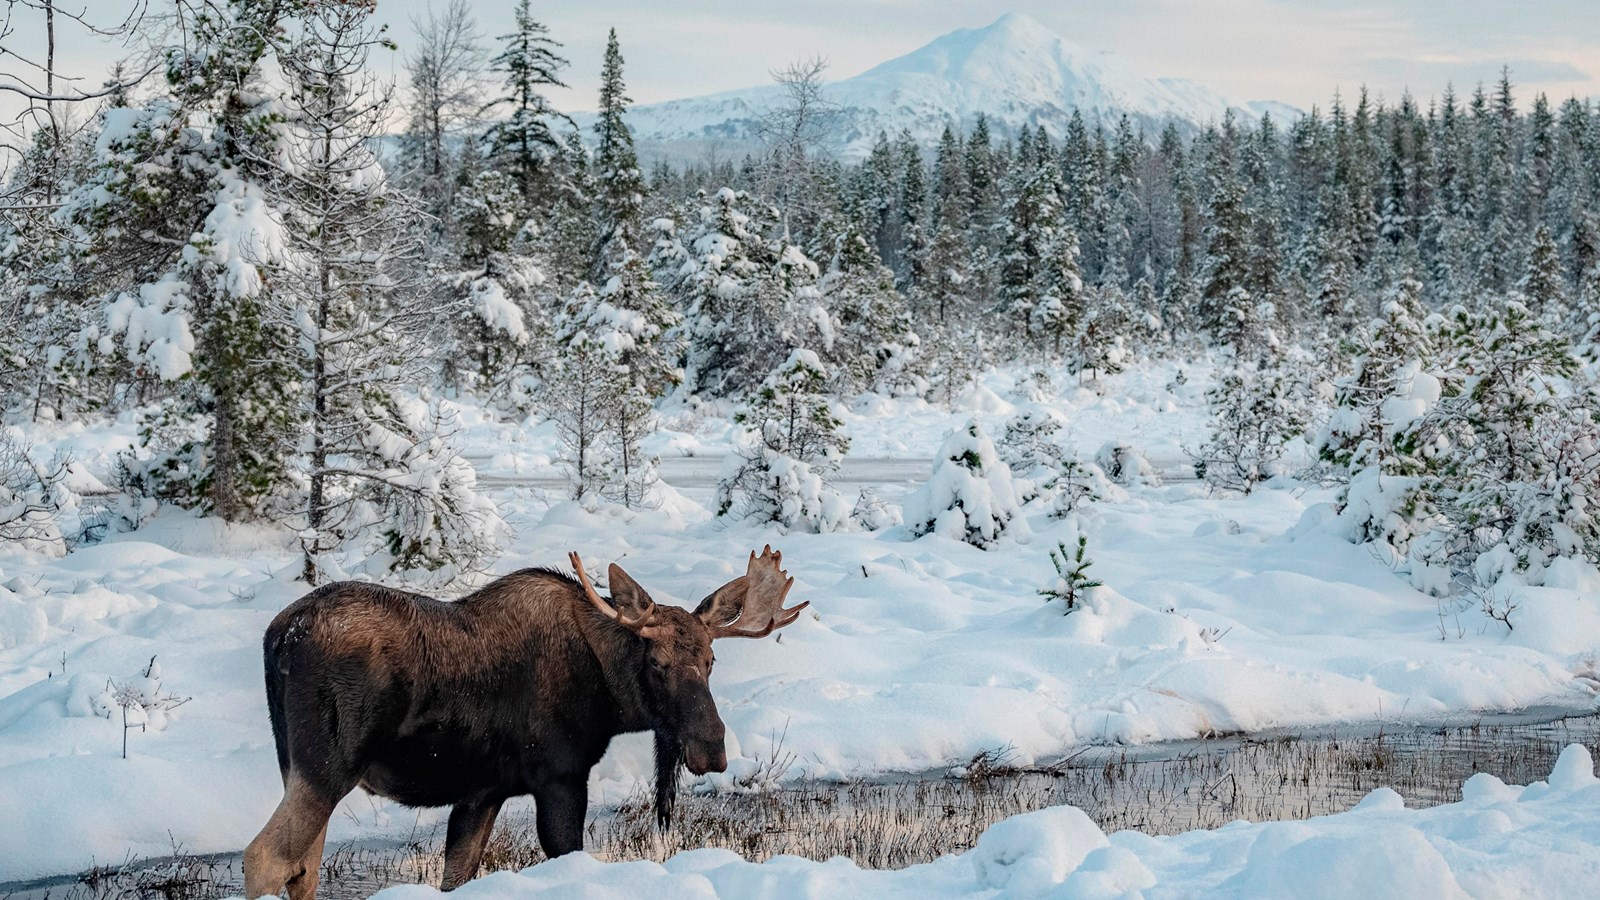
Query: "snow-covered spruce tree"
999 128 1070 352
1072 284 1130 381
263 4 505 584
1407 301 1592 587
998 410 1066 476
1519 224 1567 321
1198 130 1255 349
589 29 643 279
921 324 984 408
1315 278 1440 556
586 33 680 399
1039 534 1103 614
481 0 572 209
442 164 555 408
551 275 664 510
442 251 548 407
817 228 918 395
716 350 853 533
906 419 1028 548
54 0 319 521
546 283 620 505
1028 222 1086 361
1316 277 1434 473
666 188 817 397
0 121 102 422
1190 363 1311 495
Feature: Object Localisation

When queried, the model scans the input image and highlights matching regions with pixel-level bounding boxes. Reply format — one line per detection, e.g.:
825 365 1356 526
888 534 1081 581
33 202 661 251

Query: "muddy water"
9 711 1599 900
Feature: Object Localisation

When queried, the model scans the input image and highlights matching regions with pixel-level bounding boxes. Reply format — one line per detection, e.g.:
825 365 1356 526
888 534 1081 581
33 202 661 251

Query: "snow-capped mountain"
581 12 1296 161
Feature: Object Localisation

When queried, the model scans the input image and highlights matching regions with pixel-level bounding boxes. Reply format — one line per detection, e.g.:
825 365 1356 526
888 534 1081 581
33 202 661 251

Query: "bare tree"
756 55 834 237
401 0 487 216
0 0 151 173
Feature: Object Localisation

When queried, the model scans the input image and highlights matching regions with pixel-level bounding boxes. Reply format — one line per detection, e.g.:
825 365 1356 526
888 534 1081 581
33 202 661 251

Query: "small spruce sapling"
1039 534 1102 614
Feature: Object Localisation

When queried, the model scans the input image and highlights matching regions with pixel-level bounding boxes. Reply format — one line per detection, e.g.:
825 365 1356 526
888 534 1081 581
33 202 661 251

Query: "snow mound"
333 746 1600 898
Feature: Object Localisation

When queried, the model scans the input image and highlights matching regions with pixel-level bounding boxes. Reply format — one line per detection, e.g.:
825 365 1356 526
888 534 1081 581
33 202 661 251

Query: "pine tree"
548 283 622 505
668 188 816 396
1199 124 1255 350
591 29 644 279
1191 362 1310 494
1409 301 1590 586
896 132 928 292
1518 224 1567 319
906 419 1027 548
818 228 917 395
717 350 853 533
269 3 505 585
482 0 572 207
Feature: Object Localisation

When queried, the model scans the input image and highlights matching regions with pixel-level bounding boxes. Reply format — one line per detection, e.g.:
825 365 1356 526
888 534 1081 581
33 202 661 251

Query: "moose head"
567 546 809 780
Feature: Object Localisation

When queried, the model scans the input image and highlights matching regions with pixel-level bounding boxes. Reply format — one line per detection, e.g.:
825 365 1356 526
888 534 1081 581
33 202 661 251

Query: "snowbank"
345 746 1600 898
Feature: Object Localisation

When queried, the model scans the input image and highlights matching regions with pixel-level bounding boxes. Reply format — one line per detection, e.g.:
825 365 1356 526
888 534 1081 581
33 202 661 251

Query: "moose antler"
708 545 809 639
569 551 655 631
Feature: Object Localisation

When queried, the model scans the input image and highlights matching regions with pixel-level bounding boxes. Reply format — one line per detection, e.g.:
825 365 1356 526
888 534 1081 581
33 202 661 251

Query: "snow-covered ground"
353 745 1600 899
2 360 1599 881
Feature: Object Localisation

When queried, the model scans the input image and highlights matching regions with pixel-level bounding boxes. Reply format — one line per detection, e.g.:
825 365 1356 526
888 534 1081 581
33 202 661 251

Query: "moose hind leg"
533 778 587 858
244 775 339 899
440 798 505 891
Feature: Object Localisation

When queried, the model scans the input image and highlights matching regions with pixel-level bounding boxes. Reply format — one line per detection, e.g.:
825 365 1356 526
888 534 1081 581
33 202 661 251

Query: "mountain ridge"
573 12 1297 162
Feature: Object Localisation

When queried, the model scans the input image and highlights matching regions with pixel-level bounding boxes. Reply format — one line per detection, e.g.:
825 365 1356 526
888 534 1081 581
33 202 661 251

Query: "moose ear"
694 575 748 629
607 564 655 620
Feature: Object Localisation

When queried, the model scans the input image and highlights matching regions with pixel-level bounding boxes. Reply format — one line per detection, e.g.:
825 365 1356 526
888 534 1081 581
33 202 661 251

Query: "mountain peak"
983 11 1055 38
590 14 1295 161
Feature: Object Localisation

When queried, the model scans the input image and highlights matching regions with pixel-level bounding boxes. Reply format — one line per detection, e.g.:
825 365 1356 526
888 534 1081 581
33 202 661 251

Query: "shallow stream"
7 709 1598 899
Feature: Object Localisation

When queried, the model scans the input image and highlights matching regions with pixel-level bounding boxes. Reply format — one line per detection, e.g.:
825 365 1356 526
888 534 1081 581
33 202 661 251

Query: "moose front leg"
441 798 505 891
532 777 588 858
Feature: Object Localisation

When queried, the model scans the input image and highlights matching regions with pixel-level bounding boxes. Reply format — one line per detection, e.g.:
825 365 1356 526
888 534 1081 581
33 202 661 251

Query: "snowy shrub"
113 658 190 759
1402 303 1594 590
717 350 853 533
445 253 547 409
1039 534 1103 614
922 325 986 408
549 284 664 511
299 398 507 587
1010 368 1054 404
906 420 1028 548
1095 441 1161 487
1049 457 1110 517
0 429 68 557
998 410 1066 476
851 488 903 531
1190 364 1310 495
66 657 191 759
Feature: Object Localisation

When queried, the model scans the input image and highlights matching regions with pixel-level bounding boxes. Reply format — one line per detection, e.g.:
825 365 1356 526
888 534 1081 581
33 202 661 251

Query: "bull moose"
242 546 807 899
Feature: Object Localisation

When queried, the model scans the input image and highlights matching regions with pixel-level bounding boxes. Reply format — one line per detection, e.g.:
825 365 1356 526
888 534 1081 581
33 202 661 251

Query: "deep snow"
345 745 1600 899
2 360 1599 881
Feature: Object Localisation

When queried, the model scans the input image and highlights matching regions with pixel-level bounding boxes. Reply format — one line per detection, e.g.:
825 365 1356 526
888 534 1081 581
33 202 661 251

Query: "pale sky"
14 1 1600 120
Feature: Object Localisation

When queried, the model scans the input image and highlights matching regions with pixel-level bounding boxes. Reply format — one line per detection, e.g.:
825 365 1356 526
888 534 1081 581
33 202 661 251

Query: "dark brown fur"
244 565 737 899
